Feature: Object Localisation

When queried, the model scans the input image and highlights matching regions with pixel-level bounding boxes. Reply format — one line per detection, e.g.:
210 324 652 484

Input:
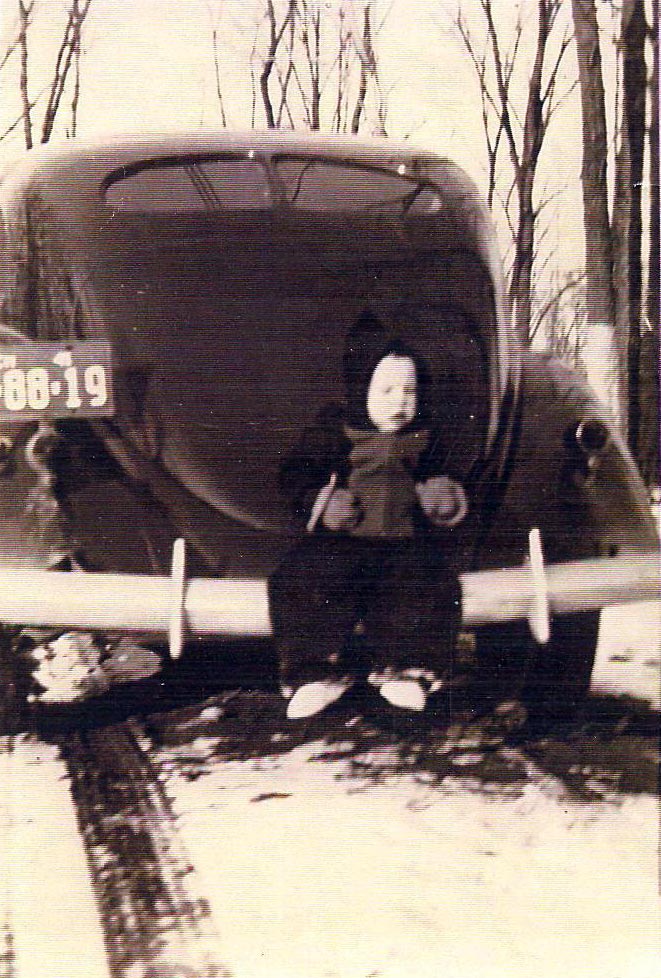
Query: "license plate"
0 342 114 420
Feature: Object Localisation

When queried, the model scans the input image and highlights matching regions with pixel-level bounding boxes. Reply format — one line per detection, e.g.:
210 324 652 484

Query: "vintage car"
0 132 657 722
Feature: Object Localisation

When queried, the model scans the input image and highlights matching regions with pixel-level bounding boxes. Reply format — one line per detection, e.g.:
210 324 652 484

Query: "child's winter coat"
269 311 465 691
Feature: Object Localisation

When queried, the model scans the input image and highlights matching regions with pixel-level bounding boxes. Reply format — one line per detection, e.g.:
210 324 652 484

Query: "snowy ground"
0 738 110 978
2 599 658 978
592 601 660 708
165 748 658 978
149 598 660 978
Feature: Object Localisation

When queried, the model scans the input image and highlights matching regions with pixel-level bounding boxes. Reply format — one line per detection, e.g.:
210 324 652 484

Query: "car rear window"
104 157 272 213
273 158 443 215
103 155 443 218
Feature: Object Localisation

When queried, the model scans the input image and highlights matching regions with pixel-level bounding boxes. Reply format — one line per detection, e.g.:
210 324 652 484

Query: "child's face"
366 354 417 432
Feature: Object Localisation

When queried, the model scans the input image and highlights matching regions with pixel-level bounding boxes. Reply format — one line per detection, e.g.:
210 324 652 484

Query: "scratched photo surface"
0 3 659 977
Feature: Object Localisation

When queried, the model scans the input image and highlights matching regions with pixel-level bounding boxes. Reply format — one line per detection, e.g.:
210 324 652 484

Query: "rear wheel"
471 611 600 732
0 628 29 735
523 610 600 730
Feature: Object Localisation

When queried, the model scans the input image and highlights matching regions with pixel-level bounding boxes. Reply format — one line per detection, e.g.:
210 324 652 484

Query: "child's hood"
342 311 431 429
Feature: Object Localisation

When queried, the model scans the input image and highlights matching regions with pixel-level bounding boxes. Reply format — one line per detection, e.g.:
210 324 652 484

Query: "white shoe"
378 678 427 711
368 666 442 711
286 680 352 720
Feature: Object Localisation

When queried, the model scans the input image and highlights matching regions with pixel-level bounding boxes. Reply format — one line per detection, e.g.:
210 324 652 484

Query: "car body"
0 132 657 714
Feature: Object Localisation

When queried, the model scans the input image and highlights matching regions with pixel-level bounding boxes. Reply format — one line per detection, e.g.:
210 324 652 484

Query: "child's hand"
415 476 468 527
321 489 363 531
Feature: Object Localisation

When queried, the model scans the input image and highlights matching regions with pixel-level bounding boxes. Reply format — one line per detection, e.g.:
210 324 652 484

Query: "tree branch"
482 0 521 172
259 0 294 128
0 22 23 73
351 5 372 132
18 0 35 149
212 27 228 127
41 0 93 143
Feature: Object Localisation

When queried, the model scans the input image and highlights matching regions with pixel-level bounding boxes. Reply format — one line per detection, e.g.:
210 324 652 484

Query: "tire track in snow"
62 720 230 978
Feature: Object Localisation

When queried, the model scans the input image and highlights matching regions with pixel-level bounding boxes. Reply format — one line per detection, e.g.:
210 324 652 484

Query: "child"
269 311 468 719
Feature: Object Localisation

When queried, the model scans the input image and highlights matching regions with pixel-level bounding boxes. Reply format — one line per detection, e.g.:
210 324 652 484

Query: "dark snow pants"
268 534 461 688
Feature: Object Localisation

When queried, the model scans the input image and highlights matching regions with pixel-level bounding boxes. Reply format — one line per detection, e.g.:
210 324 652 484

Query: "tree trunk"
259 0 278 128
511 0 549 343
622 0 647 456
351 6 371 134
512 169 536 343
571 0 623 422
640 0 660 485
18 1 33 150
310 7 321 130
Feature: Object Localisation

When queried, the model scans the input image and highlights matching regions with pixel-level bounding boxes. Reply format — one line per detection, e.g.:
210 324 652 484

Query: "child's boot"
379 678 426 711
285 679 353 719
368 668 442 712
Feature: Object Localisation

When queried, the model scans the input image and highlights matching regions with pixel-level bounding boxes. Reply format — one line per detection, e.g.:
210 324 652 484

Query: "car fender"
476 350 658 570
0 420 73 569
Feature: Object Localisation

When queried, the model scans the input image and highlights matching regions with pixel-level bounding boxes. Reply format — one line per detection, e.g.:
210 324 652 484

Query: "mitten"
415 476 468 527
321 488 363 531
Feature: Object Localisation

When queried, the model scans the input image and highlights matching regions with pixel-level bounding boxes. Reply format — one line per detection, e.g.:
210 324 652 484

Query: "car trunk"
79 214 495 534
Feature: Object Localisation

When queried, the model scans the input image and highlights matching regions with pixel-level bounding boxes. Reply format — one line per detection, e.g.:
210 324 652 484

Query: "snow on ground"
164 743 658 978
592 600 660 708
3 597 656 978
0 737 110 978
153 599 660 978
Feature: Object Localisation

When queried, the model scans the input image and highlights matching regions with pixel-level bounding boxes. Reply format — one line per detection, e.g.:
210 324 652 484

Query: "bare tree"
571 0 657 453
40 0 92 143
209 1 387 134
279 0 386 133
18 0 34 149
350 4 386 135
639 0 659 485
2 0 94 148
257 0 296 128
619 0 647 458
453 8 518 209
452 0 575 344
571 0 630 428
535 269 588 371
69 5 82 136
530 268 587 361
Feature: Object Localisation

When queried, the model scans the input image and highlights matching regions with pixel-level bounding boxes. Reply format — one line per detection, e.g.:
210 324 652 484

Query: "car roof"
0 132 494 255
1 129 465 186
